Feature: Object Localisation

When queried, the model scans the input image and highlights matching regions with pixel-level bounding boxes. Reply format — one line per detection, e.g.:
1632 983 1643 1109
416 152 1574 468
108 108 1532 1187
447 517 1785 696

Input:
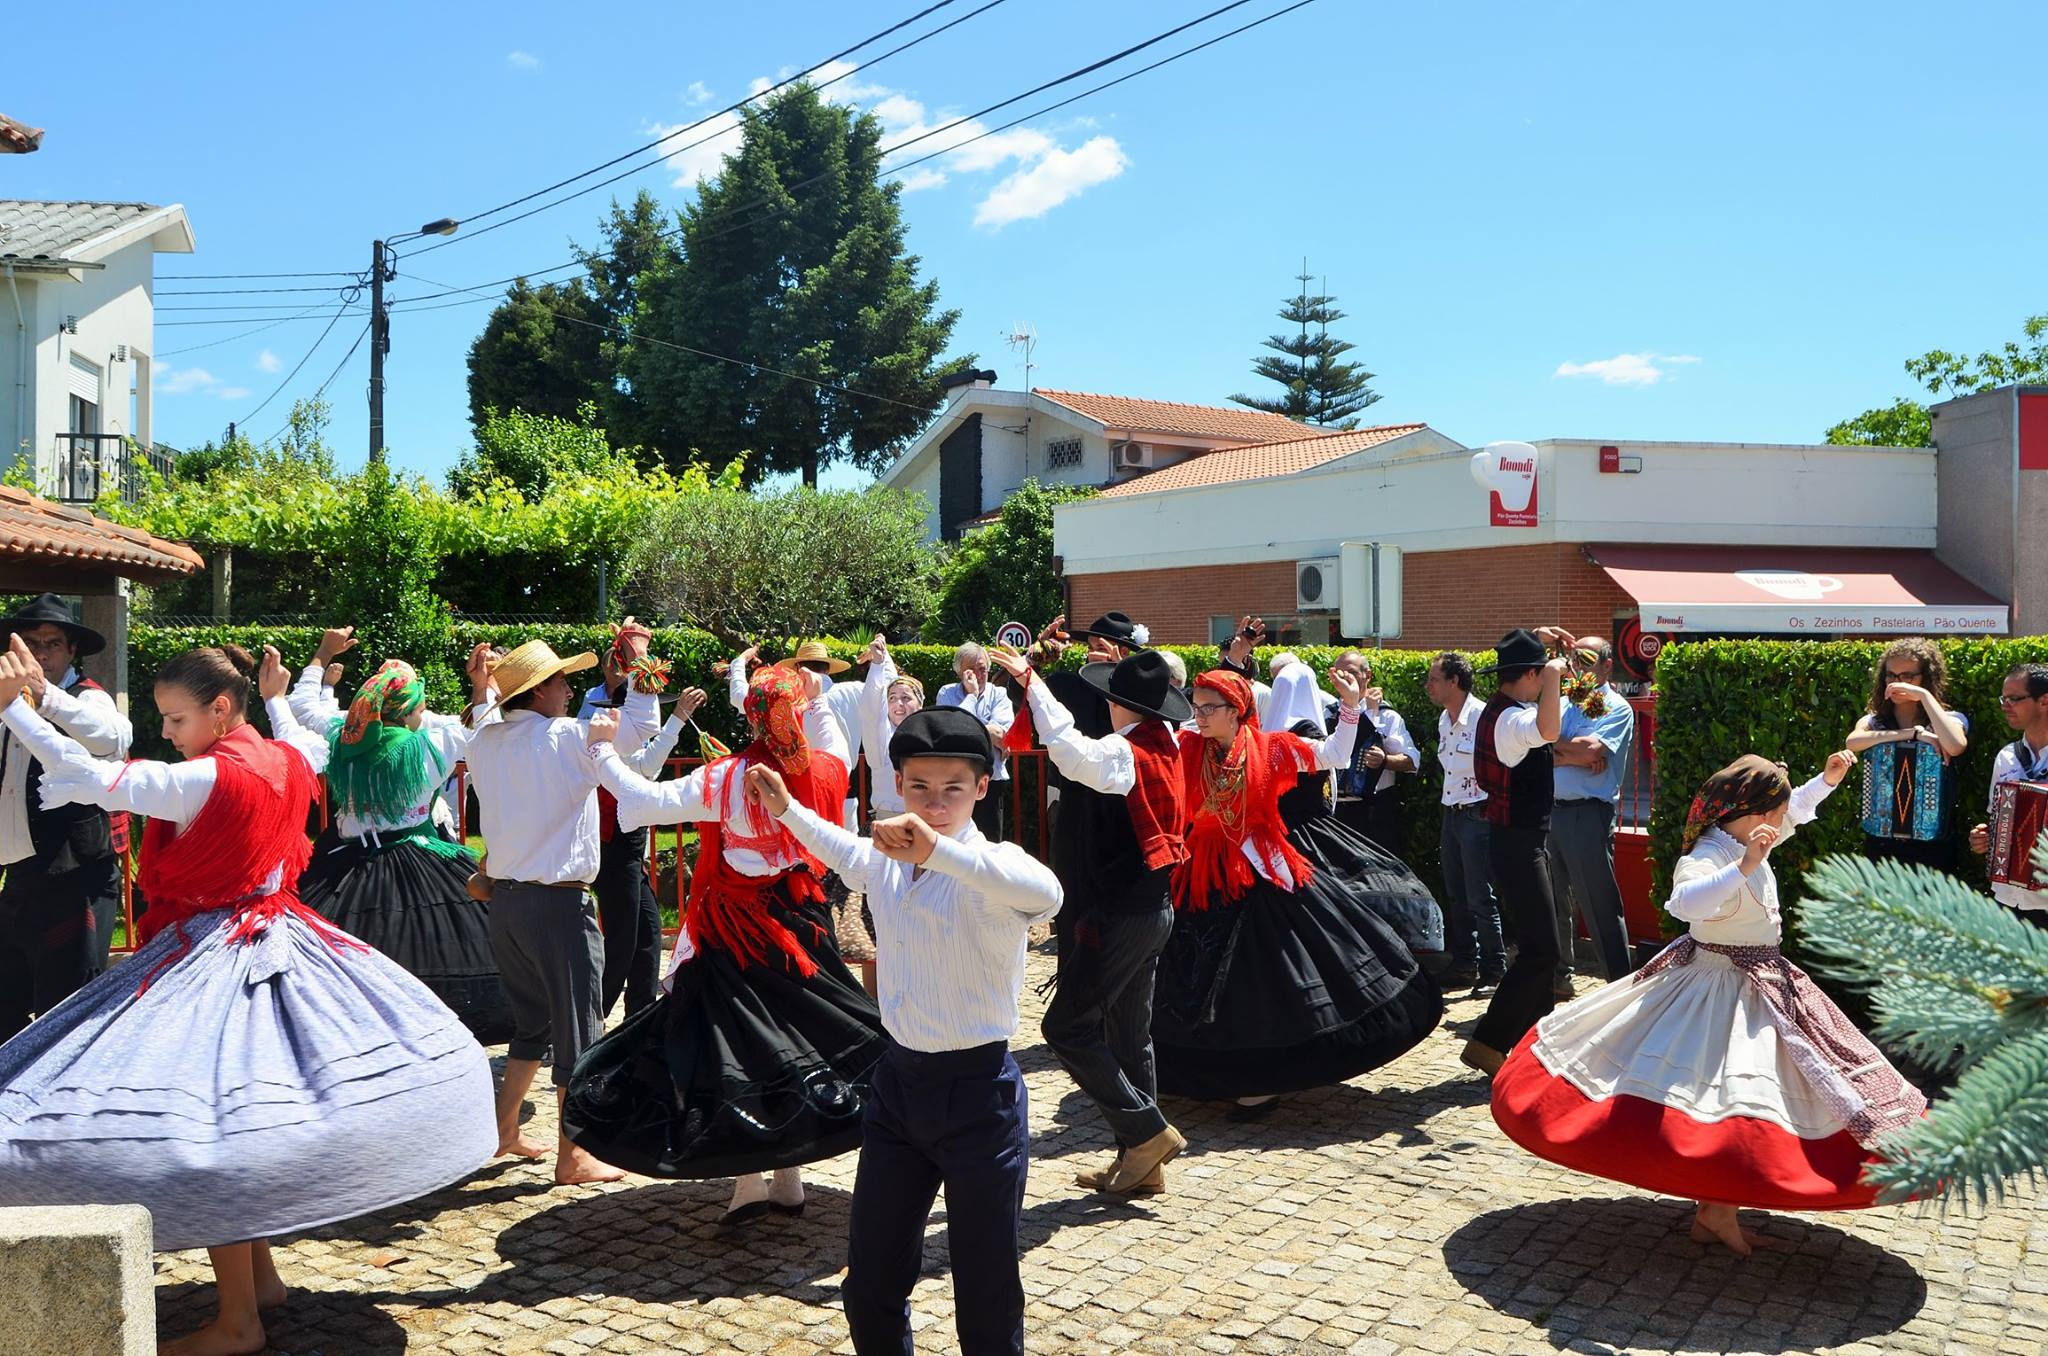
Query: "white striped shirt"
777 802 1061 1052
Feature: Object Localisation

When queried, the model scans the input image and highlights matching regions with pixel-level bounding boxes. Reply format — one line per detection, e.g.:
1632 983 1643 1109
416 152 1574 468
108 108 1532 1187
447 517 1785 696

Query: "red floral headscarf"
1177 668 1313 907
1681 754 1792 852
745 664 811 773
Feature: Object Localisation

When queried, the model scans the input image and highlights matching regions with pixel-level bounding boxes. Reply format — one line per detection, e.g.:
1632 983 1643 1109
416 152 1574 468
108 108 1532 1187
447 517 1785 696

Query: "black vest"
1477 692 1554 833
1042 672 1166 910
15 676 119 873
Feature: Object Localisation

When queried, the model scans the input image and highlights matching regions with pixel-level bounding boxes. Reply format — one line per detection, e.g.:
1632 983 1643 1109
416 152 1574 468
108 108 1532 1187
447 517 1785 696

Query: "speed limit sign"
993 620 1033 651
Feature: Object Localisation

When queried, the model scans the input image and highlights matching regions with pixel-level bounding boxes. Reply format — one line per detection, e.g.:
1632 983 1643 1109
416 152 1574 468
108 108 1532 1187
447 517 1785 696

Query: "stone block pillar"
78 580 131 717
0 1204 155 1356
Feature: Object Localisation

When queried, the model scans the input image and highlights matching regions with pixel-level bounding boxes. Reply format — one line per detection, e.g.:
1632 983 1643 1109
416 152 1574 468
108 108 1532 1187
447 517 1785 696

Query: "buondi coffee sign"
1470 442 1539 527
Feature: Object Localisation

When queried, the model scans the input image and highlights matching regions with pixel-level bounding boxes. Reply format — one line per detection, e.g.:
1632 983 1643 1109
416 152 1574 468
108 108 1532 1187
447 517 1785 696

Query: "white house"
0 200 194 502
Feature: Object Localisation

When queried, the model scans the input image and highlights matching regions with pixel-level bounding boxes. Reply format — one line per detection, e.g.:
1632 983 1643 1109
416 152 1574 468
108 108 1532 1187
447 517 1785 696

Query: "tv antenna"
1004 323 1037 392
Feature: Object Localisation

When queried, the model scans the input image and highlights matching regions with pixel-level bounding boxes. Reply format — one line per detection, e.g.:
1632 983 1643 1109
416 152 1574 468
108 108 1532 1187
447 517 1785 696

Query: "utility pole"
367 218 460 467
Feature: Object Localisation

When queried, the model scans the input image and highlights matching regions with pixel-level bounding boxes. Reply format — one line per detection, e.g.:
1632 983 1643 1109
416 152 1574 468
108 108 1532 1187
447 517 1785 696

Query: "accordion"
1859 732 1950 842
1988 780 2048 891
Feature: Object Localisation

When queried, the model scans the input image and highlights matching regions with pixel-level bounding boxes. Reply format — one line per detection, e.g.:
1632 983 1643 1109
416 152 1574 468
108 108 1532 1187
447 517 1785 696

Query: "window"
1044 437 1083 470
1208 614 1332 647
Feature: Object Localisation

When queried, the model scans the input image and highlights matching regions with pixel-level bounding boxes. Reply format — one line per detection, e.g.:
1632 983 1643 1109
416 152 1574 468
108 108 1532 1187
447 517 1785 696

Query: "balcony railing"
44 433 175 505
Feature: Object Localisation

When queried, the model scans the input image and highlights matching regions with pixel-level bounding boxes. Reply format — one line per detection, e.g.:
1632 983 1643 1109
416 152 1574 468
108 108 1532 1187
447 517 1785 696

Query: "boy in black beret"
747 705 1062 1356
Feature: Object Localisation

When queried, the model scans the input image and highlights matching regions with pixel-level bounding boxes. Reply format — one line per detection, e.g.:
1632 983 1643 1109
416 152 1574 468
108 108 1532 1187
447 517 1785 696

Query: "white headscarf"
1265 662 1331 736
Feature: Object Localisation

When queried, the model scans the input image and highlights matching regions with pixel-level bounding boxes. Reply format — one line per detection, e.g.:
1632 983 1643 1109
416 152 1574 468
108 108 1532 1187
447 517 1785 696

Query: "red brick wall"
1067 544 1636 651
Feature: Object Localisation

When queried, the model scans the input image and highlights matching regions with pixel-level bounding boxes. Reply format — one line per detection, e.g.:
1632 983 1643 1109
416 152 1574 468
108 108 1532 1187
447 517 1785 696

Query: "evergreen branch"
1865 1028 2048 1206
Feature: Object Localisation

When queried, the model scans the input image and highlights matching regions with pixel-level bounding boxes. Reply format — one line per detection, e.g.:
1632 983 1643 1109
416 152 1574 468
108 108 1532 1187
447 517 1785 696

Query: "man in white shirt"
1970 662 2048 921
0 594 133 1040
465 638 655 1185
1462 628 1572 1078
1425 652 1505 993
1329 650 1419 860
749 706 1059 1356
938 642 1015 844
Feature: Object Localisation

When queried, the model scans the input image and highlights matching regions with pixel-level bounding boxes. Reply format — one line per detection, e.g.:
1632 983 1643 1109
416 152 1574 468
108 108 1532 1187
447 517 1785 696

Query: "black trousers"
1863 834 1957 874
1334 788 1405 859
595 830 663 1021
0 856 120 1043
1472 822 1562 1055
972 785 1009 845
844 1040 1029 1356
1042 876 1174 1147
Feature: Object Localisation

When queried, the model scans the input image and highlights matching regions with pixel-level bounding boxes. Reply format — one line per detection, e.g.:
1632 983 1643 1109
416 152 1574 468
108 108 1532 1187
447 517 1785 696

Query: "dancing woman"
565 666 886 1224
1491 748 1929 1253
0 638 494 1356
293 652 515 1040
1149 664 1443 1115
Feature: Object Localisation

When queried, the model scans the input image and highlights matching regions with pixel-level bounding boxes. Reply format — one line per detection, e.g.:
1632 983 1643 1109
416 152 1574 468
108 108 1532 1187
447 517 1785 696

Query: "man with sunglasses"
1969 663 2048 923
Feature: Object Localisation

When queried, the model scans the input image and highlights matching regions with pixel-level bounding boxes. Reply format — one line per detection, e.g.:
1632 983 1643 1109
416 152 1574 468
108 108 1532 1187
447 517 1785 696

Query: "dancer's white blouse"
290 665 473 838
1528 772 1845 1138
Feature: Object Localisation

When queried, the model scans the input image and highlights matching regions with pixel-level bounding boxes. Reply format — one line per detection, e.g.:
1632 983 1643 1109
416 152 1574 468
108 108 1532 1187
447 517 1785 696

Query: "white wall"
1056 435 1937 575
16 243 159 483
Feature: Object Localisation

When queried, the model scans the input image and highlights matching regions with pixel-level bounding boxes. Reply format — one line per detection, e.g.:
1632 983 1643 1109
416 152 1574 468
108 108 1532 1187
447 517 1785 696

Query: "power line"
255 321 372 447
158 304 348 355
390 0 1286 309
158 307 365 328
157 283 364 296
159 301 362 312
156 269 360 281
404 0 1002 259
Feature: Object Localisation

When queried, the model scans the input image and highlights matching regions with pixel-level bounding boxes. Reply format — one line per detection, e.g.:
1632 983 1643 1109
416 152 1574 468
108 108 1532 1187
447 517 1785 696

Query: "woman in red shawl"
1152 665 1443 1117
565 665 886 1225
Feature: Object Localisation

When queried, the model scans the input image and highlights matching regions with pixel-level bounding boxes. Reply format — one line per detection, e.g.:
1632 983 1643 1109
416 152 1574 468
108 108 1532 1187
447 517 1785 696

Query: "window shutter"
68 354 102 403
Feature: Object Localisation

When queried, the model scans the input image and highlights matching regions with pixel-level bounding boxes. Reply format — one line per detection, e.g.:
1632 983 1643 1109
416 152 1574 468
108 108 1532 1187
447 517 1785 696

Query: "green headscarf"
325 660 462 857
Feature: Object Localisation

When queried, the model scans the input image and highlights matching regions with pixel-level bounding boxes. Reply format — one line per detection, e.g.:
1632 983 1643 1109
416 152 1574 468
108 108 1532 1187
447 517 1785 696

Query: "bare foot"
1691 1203 1784 1256
254 1277 288 1311
159 1313 267 1356
555 1144 629 1186
496 1134 550 1160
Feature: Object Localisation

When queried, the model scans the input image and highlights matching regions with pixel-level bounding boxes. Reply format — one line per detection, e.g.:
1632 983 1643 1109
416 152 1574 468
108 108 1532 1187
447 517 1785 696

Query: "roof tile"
1095 424 1426 498
1035 390 1319 443
0 486 203 580
0 200 165 266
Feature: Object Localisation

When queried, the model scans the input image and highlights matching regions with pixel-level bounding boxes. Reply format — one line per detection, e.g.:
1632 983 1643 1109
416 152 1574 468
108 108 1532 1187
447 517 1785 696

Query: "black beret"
888 705 993 772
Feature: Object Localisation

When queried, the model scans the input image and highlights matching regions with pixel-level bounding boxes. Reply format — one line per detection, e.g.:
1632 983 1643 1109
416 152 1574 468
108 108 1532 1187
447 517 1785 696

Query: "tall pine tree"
621 85 966 486
1230 265 1379 428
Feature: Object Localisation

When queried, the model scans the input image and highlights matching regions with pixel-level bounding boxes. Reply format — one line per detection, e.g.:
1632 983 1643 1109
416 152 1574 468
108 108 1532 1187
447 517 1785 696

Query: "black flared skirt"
1153 815 1444 1100
561 887 887 1179
299 835 516 1044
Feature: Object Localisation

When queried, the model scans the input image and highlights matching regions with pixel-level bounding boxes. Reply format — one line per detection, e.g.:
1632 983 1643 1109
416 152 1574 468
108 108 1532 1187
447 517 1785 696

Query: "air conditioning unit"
1296 556 1340 611
1114 442 1155 472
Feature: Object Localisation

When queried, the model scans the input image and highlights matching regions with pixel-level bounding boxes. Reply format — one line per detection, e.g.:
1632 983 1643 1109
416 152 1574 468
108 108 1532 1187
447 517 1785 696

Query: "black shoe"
1440 964 1479 990
767 1199 806 1218
1472 974 1504 998
719 1199 772 1227
1227 1097 1283 1122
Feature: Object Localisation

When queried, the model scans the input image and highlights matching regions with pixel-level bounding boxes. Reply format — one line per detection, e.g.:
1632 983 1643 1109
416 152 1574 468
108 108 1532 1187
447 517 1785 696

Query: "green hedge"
1648 637 2048 939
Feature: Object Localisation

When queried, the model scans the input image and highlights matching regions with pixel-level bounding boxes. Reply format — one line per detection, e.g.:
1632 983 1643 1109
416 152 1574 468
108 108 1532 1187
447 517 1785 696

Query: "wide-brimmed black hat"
1474 628 1548 676
1071 611 1149 650
0 592 104 657
888 705 994 772
1079 651 1192 724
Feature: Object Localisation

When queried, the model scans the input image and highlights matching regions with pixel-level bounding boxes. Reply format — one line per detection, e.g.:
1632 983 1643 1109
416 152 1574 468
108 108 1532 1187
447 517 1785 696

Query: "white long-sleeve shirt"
291 663 476 839
1665 772 1836 945
0 666 134 864
461 685 661 886
2 695 321 837
860 653 910 816
777 800 1059 1052
1990 735 2048 915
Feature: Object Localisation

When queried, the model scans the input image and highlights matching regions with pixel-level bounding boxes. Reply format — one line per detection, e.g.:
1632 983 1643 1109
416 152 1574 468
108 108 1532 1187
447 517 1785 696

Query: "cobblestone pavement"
158 949 2048 1354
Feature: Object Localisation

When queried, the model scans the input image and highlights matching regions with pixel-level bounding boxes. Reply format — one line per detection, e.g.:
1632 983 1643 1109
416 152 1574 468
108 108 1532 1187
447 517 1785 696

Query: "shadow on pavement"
157 1278 410 1355
1441 1195 1927 1351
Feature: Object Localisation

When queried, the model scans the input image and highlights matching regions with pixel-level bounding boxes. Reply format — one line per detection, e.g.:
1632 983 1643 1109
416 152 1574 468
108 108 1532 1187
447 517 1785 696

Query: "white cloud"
216 386 251 400
157 365 218 395
896 167 949 193
649 110 745 186
974 136 1129 228
685 80 714 106
1552 352 1701 387
255 349 281 374
506 51 540 71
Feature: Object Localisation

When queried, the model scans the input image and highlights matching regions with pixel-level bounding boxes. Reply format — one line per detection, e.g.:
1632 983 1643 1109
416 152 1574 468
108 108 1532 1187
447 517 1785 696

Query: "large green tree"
1826 312 2048 448
621 84 966 486
1230 267 1379 427
924 480 1095 643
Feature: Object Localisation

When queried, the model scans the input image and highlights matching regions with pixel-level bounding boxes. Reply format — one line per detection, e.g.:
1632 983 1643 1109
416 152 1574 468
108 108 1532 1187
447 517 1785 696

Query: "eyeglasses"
2000 692 2046 707
1884 668 1924 681
1190 702 1235 717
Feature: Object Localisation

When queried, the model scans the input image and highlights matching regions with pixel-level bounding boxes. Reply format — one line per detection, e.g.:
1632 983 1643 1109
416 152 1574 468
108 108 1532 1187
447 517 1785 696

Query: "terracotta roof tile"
1095 424 1426 499
0 486 204 581
1035 390 1318 443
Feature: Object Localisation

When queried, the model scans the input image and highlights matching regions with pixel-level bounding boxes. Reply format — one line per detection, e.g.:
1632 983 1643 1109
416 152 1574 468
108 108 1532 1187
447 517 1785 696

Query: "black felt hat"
1078 651 1193 724
0 592 104 657
1474 628 1548 676
888 705 995 772
1071 611 1149 649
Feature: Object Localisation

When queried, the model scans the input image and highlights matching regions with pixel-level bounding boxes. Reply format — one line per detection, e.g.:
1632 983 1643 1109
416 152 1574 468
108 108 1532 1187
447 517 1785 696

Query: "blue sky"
10 1 2045 489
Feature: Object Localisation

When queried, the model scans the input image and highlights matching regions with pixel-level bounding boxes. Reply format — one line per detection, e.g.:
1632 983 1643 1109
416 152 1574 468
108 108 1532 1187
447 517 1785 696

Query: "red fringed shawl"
1173 673 1316 911
1004 672 1187 871
684 742 848 975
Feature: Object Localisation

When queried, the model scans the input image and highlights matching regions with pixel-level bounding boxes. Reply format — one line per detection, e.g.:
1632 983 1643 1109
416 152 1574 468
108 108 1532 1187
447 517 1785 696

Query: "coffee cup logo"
1472 442 1539 526
1735 569 1844 601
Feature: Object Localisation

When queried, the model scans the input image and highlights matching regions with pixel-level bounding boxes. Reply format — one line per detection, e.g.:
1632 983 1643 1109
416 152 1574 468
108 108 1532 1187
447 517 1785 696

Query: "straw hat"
773 640 851 676
487 639 596 708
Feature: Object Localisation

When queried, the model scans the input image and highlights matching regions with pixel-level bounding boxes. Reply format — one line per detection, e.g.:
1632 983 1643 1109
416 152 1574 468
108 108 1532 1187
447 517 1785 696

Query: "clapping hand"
871 812 940 866
465 643 494 691
858 632 888 667
323 661 346 690
1328 664 1363 710
1740 822 1780 873
315 626 359 667
745 764 792 817
257 645 289 702
675 687 708 721
1823 749 1857 786
586 708 621 746
0 635 37 707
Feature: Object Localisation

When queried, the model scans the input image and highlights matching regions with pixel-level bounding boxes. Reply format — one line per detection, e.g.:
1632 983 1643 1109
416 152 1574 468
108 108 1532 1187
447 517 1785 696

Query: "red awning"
1584 544 2008 636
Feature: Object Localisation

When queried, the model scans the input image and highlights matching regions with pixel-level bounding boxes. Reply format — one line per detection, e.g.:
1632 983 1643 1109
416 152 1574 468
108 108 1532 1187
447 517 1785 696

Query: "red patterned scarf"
1174 670 1312 910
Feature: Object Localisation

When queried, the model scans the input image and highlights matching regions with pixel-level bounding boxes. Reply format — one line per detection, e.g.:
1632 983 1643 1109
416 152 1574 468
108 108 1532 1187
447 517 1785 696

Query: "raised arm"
289 662 340 728
725 646 757 715
1308 668 1367 770
1665 853 1751 923
590 742 722 830
258 646 329 774
620 688 702 779
38 676 132 756
1779 757 1852 839
0 699 216 823
1011 664 1134 795
773 797 881 896
923 832 1062 919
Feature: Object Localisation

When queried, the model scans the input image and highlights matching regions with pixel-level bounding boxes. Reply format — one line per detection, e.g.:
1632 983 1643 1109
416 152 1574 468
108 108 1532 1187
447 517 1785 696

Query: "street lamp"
369 218 460 463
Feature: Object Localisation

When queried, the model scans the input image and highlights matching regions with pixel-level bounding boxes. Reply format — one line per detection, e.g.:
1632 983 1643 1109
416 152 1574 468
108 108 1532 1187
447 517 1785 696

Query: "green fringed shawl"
323 715 469 860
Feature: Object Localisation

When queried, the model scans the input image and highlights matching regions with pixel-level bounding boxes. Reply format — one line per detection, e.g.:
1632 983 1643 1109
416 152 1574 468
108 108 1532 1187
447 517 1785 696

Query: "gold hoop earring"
213 716 228 740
